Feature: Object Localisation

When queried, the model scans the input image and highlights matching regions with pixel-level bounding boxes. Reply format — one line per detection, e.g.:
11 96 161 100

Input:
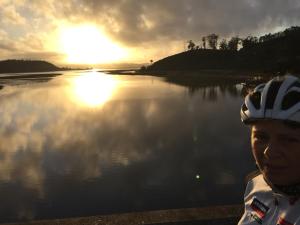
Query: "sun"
59 25 127 64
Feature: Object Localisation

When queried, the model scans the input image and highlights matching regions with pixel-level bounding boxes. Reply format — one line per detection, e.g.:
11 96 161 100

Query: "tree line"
187 34 241 51
141 26 300 74
186 26 300 52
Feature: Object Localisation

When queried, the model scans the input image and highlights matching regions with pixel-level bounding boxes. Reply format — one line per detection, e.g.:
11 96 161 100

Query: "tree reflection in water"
165 73 269 101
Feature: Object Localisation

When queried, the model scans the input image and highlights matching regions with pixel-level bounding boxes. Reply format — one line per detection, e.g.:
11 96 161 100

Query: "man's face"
251 120 300 185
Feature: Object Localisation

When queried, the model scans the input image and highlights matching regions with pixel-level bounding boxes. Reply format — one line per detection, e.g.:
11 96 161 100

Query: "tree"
202 37 206 49
207 33 219 49
228 36 240 51
187 40 196 50
219 39 229 50
241 36 258 49
259 33 272 43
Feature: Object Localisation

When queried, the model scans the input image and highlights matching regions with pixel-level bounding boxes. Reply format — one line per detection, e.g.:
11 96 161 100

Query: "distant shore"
102 68 277 88
0 72 62 79
102 68 275 77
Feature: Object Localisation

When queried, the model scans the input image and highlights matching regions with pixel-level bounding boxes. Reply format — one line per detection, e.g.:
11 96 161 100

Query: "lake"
0 70 255 223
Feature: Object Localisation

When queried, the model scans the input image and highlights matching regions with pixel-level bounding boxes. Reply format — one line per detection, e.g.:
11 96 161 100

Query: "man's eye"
254 134 268 141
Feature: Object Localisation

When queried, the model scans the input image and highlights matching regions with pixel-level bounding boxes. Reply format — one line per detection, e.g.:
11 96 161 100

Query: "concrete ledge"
2 204 243 225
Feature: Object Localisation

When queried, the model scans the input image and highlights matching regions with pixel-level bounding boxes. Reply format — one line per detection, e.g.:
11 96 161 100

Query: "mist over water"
0 71 254 223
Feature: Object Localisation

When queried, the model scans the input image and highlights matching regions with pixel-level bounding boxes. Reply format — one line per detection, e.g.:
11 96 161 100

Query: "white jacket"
238 174 300 225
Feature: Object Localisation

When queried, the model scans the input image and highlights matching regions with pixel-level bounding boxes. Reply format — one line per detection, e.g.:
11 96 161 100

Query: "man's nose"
263 140 282 159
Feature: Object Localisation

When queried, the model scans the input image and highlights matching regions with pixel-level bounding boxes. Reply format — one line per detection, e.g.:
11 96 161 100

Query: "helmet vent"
290 81 300 89
265 81 282 109
282 91 300 110
249 92 261 109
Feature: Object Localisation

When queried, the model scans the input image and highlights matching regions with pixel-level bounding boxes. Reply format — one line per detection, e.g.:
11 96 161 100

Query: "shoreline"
102 69 276 90
102 68 278 77
0 73 62 79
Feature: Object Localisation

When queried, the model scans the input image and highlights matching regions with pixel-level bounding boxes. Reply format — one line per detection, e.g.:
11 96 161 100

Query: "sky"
0 0 300 67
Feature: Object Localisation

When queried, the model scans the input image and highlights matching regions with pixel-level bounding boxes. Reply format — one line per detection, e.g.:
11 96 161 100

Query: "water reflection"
165 74 271 101
0 72 254 223
69 72 119 107
184 84 244 102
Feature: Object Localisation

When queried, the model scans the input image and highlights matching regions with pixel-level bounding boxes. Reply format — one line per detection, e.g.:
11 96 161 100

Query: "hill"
0 59 62 73
145 49 237 72
143 26 300 74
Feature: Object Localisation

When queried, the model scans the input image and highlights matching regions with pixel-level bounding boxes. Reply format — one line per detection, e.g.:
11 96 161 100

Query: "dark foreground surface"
1 205 243 225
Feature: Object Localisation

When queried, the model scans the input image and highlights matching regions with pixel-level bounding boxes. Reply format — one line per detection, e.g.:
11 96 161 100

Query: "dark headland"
0 59 62 73
139 26 300 76
0 59 90 74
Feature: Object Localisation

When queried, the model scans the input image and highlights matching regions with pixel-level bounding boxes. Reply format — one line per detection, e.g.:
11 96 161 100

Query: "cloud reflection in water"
0 73 253 222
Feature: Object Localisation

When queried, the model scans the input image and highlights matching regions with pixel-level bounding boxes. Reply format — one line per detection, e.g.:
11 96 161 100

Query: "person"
238 75 300 225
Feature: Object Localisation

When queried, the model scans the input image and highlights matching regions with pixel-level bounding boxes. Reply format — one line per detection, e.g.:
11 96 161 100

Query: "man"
238 75 300 224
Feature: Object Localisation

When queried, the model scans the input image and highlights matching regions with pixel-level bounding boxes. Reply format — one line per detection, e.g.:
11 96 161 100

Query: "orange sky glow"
57 25 128 64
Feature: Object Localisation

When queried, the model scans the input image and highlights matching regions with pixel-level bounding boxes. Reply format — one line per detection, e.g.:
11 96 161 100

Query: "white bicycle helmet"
241 75 300 124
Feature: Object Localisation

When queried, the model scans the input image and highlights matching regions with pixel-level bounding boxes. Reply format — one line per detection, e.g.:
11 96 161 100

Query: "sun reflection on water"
70 72 118 107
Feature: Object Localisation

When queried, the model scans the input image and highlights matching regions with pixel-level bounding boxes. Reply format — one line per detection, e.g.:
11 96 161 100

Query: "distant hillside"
146 49 237 72
0 60 61 73
237 27 300 72
144 26 300 74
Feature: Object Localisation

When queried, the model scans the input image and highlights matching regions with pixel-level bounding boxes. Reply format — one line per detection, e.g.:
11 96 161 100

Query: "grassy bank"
2 205 243 225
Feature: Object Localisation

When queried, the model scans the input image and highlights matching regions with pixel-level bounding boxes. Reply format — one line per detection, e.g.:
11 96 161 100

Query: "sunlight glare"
59 25 127 64
71 72 118 107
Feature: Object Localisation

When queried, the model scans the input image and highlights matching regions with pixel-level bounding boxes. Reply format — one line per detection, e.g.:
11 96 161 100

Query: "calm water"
0 71 254 223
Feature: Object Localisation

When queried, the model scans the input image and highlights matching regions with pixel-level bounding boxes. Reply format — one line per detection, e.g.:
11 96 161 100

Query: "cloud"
9 51 65 62
0 29 64 62
0 42 18 52
0 31 19 53
57 0 300 44
0 38 64 63
1 0 300 63
0 4 26 26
